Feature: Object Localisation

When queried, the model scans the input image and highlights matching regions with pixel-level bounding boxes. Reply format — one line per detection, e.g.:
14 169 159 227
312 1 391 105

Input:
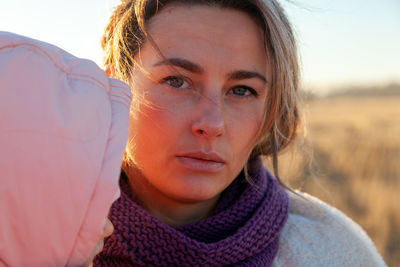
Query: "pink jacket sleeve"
0 31 132 266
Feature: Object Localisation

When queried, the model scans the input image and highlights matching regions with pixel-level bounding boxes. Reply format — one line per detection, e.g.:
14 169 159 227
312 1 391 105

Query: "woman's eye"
230 86 258 97
161 76 189 89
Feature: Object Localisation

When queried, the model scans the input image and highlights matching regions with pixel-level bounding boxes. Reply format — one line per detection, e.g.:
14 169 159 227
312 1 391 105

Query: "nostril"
191 107 225 138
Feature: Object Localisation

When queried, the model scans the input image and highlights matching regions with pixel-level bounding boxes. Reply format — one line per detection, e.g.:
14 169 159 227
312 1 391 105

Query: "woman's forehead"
142 4 267 74
148 4 263 40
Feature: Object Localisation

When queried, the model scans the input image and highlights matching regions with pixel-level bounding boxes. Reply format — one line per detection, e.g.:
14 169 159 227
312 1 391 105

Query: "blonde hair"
101 0 300 187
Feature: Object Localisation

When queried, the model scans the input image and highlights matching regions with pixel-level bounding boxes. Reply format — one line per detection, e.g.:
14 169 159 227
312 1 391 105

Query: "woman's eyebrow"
226 70 268 84
153 58 267 84
153 58 204 74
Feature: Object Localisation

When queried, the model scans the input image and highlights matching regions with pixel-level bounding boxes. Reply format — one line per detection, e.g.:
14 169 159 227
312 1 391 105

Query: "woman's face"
127 4 268 205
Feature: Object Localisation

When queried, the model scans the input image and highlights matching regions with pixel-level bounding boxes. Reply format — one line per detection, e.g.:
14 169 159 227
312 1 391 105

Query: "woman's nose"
191 95 225 138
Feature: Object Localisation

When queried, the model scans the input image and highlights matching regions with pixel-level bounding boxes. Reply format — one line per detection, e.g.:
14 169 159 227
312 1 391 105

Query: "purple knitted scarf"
94 157 289 266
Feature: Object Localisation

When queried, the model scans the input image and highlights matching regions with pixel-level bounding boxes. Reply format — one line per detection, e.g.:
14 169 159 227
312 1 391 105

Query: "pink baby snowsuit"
0 31 132 266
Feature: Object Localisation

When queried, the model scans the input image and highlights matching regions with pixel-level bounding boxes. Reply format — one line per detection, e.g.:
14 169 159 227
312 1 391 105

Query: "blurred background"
1 0 399 265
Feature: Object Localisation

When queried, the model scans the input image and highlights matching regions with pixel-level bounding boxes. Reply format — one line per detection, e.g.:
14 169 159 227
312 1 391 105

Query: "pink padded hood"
0 32 132 266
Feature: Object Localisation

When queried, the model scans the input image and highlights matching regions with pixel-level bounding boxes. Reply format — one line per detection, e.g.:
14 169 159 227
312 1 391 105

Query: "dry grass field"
273 95 400 266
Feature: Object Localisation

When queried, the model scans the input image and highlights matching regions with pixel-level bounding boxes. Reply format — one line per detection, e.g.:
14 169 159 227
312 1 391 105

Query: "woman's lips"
176 151 226 172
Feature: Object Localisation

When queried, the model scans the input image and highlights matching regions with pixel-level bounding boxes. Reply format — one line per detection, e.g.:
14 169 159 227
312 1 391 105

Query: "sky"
1 0 399 94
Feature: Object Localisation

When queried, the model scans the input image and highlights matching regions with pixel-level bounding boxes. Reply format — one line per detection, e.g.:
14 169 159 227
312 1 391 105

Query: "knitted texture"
94 157 289 266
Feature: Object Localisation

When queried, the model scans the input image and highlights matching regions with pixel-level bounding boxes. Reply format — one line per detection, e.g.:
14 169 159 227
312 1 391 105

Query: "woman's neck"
124 167 220 227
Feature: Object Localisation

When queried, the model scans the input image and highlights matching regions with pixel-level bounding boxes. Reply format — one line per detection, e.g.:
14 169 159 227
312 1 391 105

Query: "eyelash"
229 86 259 98
160 76 190 89
160 76 259 98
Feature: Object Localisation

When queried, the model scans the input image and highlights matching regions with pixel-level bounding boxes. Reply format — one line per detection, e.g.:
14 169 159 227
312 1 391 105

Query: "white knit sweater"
273 191 387 267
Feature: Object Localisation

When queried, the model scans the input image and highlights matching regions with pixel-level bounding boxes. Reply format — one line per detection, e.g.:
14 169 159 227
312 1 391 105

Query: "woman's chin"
164 177 224 203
